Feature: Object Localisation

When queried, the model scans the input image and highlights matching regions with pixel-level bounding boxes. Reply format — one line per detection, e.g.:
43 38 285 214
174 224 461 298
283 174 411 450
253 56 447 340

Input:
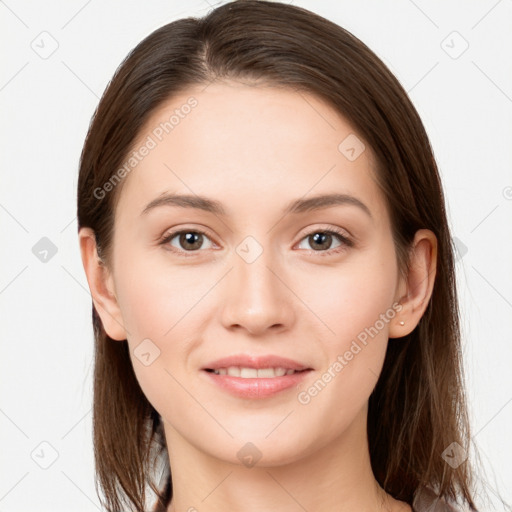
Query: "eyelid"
295 223 353 242
159 224 216 242
294 225 354 256
158 225 218 256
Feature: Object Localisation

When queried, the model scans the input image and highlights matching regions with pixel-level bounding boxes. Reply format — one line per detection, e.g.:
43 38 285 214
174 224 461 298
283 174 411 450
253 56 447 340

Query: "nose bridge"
220 233 294 333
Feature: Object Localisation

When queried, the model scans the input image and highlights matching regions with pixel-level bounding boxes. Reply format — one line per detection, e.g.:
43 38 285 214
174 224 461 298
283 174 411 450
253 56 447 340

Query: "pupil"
181 232 202 250
311 232 331 250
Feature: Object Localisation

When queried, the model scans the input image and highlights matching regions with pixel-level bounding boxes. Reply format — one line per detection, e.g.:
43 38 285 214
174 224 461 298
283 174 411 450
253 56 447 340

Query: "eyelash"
158 226 354 258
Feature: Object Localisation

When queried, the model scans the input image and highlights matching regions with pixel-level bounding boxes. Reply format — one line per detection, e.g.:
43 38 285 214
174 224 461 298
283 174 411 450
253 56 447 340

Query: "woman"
77 1 482 510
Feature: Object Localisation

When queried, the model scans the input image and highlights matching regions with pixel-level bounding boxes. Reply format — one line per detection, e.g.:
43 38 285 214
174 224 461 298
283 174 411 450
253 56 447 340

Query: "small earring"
399 321 405 326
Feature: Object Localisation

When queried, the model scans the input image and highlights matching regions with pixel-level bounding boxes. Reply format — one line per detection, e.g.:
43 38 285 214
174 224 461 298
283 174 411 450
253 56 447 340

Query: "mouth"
202 366 313 399
201 354 314 399
204 367 310 378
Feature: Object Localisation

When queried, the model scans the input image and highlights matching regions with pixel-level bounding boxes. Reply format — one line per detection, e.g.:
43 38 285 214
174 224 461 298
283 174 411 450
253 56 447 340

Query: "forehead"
115 81 385 223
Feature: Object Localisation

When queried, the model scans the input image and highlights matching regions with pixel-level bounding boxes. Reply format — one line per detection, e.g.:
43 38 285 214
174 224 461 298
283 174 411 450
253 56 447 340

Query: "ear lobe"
389 229 437 339
78 227 128 341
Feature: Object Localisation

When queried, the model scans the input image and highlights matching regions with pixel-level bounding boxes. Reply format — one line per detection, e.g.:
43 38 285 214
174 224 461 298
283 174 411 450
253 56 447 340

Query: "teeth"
212 366 298 378
256 368 278 378
241 368 257 378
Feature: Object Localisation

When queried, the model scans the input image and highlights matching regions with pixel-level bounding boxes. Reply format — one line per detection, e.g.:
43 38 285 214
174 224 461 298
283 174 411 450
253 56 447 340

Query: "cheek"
112 254 213 407
115 250 208 340
297 245 399 398
301 245 398 344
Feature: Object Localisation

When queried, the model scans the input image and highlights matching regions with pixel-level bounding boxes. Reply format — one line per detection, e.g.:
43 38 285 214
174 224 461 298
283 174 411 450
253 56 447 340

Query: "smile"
203 368 312 398
206 367 305 378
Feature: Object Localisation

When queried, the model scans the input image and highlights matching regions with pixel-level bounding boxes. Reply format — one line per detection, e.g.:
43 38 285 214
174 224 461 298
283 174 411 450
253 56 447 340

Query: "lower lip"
202 370 312 399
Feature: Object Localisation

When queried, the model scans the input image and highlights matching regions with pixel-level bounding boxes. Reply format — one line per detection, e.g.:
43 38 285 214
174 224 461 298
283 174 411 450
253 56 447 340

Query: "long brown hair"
77 1 483 510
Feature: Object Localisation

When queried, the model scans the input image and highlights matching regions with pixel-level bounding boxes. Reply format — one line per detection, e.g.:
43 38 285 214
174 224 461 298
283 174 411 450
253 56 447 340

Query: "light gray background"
1 1 511 510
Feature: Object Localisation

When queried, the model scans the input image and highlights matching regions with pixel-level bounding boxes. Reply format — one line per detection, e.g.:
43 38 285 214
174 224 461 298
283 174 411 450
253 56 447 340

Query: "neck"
162 406 410 512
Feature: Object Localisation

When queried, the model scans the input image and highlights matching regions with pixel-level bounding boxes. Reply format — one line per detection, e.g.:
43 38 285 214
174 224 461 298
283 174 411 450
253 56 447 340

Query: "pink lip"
202 354 312 371
201 353 314 399
202 369 313 399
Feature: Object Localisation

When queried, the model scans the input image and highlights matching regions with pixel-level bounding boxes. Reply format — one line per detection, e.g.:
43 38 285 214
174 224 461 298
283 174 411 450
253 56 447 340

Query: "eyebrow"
141 192 372 219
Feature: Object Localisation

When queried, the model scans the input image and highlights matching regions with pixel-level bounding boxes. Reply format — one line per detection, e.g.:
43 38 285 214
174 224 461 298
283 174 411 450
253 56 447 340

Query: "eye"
159 229 215 257
296 227 353 256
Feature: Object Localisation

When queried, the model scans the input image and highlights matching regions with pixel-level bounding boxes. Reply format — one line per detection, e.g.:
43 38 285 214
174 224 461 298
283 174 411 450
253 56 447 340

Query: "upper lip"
203 354 313 371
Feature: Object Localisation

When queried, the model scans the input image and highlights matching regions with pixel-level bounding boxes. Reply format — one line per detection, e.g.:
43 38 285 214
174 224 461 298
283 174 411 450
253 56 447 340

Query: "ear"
389 229 437 339
78 227 127 341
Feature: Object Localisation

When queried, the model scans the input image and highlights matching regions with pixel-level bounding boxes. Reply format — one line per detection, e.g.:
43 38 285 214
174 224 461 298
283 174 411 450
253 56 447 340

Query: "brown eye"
161 229 215 256
306 232 336 251
297 228 353 255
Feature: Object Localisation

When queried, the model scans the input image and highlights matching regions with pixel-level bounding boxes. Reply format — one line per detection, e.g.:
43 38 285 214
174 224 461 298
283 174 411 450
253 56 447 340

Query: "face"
103 81 406 465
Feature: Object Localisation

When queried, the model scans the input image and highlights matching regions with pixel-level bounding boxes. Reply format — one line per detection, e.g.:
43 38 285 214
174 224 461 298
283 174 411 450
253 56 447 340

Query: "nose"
220 242 296 336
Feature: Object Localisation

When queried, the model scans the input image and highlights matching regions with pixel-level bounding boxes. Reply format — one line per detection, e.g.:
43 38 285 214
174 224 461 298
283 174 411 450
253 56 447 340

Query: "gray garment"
412 484 462 512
